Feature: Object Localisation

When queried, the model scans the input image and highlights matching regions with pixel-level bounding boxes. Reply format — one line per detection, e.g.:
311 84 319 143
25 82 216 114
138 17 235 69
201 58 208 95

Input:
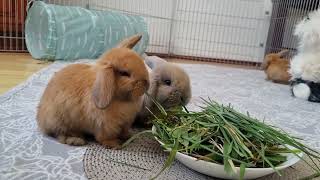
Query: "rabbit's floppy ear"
116 34 142 49
261 59 269 70
92 64 115 109
144 71 160 107
261 54 272 70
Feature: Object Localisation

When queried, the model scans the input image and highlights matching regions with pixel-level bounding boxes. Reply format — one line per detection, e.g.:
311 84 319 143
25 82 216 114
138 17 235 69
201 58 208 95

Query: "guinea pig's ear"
92 65 115 109
116 34 142 49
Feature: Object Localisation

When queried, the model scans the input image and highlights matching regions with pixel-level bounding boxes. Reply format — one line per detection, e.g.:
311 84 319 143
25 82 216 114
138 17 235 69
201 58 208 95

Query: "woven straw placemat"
83 135 319 180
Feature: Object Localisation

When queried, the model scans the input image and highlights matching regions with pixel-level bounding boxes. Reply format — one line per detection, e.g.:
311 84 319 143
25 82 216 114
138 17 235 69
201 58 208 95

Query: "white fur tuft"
289 52 320 82
294 9 320 53
289 9 320 83
292 83 311 100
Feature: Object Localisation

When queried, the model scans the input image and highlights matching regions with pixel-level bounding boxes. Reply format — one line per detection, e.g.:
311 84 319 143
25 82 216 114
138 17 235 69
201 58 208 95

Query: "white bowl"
152 126 303 180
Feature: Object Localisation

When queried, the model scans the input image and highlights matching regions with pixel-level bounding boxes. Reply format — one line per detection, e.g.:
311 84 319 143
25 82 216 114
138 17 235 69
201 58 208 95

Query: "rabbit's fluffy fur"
289 9 320 83
37 35 149 148
289 9 320 101
262 50 291 84
135 56 191 126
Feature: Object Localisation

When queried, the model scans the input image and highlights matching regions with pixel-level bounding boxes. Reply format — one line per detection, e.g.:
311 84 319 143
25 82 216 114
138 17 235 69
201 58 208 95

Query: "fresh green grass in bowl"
124 97 320 180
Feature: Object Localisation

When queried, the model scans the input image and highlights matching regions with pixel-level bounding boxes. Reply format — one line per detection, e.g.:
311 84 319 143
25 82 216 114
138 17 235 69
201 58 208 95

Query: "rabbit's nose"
132 80 149 98
172 90 182 101
173 89 181 95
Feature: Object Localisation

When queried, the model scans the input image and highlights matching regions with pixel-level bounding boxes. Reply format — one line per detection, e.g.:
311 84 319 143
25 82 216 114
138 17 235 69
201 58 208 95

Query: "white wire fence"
0 0 319 65
265 0 319 57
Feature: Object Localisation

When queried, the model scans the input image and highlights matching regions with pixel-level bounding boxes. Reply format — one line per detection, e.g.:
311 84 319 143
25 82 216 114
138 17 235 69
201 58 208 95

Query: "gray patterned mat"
0 60 319 180
84 135 214 180
84 135 319 180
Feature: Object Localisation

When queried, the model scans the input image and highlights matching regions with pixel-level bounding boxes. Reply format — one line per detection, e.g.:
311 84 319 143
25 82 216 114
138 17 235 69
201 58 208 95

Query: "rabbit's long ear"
145 56 167 70
145 58 156 69
92 65 115 109
116 34 142 49
277 49 289 58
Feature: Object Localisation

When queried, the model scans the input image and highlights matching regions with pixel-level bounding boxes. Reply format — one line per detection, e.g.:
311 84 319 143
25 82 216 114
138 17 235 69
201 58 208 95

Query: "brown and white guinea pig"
261 49 291 84
36 34 149 149
134 55 191 127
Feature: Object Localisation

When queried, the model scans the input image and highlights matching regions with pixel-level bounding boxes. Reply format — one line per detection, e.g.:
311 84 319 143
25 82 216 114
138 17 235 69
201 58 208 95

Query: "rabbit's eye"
119 70 130 77
163 79 171 86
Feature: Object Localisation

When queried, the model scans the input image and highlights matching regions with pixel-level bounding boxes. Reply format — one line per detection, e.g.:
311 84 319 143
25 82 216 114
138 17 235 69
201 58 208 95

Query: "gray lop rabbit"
135 55 191 127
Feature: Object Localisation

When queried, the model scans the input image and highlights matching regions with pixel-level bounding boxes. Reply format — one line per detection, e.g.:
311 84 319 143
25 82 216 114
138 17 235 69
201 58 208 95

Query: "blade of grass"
151 140 179 180
145 93 167 116
224 142 234 175
121 130 153 148
239 163 246 180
